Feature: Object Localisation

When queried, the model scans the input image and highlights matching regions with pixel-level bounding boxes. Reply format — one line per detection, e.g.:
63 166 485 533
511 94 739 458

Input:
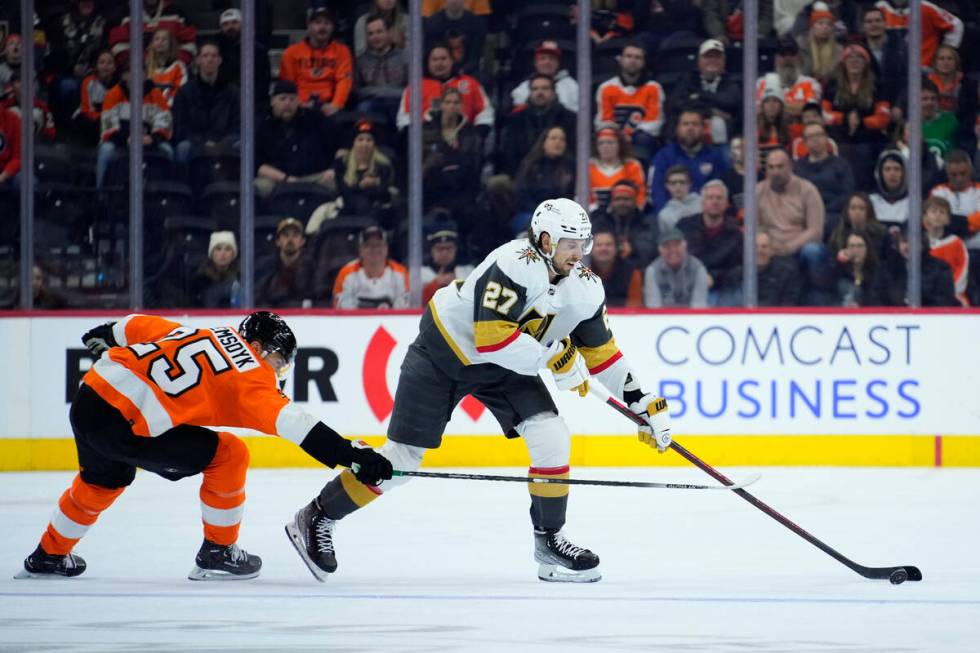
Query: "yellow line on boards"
2 435 979 470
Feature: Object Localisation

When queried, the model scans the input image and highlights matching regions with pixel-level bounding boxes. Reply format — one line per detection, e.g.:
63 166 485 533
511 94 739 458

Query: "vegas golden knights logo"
518 309 555 341
518 246 541 265
577 266 598 283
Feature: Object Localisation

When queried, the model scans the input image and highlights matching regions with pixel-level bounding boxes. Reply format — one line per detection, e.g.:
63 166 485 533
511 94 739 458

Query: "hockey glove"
543 337 590 397
630 394 672 453
350 448 394 486
81 322 118 357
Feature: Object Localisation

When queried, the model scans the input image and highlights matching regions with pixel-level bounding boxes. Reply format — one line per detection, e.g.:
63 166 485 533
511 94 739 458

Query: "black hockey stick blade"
590 383 923 583
391 469 761 490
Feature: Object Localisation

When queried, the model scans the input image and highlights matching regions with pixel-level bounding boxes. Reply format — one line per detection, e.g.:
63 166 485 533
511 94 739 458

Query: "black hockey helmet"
238 311 298 367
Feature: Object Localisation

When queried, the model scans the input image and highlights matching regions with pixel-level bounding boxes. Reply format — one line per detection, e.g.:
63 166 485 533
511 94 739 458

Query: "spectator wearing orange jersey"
396 42 494 132
791 101 840 160
279 6 353 117
73 50 117 146
590 180 659 269
930 150 980 302
594 41 665 160
95 61 173 187
145 27 187 107
333 225 409 309
588 126 646 212
15 312 392 580
421 0 490 17
874 0 962 69
923 196 970 305
757 37 822 119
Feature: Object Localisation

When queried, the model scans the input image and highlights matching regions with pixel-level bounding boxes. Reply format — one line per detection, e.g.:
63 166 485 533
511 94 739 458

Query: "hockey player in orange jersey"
15 311 392 580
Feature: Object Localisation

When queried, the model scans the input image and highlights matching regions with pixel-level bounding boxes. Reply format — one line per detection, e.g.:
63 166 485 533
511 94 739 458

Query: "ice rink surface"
1 466 979 652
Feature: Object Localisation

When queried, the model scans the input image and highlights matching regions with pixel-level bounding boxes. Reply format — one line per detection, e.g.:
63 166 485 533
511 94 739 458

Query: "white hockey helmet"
530 197 593 258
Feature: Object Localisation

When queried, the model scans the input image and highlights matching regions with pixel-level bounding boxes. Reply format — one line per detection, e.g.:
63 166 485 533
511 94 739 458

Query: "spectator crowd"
1 0 979 309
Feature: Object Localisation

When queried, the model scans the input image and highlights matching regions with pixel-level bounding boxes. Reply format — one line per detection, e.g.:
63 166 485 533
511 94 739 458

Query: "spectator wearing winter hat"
190 231 240 308
279 5 353 117
821 43 891 190
756 75 796 158
510 40 579 113
331 120 398 224
254 79 337 199
798 2 842 86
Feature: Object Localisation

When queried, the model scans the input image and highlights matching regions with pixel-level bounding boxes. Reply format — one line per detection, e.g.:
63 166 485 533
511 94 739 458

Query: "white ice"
2 467 979 652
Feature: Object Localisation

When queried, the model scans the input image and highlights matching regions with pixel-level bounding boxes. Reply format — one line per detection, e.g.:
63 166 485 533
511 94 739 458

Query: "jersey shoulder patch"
568 262 607 307
492 239 549 292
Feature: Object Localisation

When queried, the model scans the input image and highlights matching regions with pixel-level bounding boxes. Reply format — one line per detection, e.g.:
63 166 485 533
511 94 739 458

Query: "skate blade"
537 563 601 583
284 522 329 583
187 566 260 581
13 568 75 580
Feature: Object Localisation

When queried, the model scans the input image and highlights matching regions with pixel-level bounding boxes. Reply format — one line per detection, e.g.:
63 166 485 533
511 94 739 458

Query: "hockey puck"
889 569 908 585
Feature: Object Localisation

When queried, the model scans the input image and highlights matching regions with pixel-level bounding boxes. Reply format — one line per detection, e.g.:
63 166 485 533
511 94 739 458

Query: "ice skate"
188 539 261 580
285 498 337 582
14 545 86 579
534 528 601 583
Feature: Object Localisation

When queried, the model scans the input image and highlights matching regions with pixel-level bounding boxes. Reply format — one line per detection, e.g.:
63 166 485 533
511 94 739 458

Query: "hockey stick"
590 383 923 584
391 469 761 490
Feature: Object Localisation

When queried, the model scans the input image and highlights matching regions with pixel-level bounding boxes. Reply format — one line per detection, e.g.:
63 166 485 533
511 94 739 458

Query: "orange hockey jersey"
150 59 188 107
279 39 353 108
83 314 319 443
100 83 172 142
588 158 646 210
875 0 963 68
928 234 969 306
594 75 665 138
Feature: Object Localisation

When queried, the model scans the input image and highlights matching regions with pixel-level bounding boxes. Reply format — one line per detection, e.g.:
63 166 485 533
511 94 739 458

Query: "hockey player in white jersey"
286 198 672 583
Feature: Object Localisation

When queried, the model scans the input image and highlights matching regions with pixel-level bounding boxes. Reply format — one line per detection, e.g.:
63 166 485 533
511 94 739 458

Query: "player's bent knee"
223 433 250 468
378 440 426 490
516 412 571 468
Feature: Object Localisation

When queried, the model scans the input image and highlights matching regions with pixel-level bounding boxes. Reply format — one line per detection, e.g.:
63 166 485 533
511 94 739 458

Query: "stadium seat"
202 181 245 230
144 182 195 244
267 182 334 224
34 183 94 251
513 5 575 49
312 215 377 300
33 146 72 184
189 149 242 196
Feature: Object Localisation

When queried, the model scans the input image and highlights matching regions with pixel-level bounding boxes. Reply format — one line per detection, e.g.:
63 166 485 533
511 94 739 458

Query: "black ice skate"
285 498 337 582
188 539 262 580
14 544 86 579
533 528 601 583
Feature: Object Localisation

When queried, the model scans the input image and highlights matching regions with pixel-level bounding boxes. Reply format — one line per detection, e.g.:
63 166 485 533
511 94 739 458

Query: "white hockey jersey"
428 239 631 395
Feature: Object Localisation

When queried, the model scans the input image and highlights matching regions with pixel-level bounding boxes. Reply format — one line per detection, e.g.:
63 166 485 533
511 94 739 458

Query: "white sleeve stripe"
200 502 244 527
91 358 174 436
275 402 320 445
111 314 143 347
50 509 90 540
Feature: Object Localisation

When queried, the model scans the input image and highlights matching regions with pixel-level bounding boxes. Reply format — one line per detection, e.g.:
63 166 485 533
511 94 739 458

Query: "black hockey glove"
81 322 118 357
350 448 394 486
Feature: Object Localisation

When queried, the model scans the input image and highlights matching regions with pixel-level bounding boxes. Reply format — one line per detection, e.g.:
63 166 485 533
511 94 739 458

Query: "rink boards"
1 308 979 469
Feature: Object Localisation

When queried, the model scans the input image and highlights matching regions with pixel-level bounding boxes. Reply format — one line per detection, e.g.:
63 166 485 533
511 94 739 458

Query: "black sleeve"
300 422 356 468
